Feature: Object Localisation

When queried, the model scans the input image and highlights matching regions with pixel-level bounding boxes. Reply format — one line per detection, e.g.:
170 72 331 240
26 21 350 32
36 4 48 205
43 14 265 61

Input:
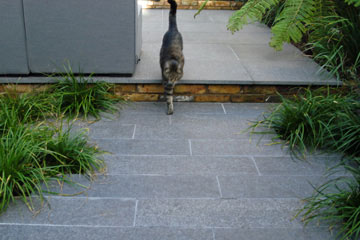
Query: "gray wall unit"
23 0 142 74
0 0 29 75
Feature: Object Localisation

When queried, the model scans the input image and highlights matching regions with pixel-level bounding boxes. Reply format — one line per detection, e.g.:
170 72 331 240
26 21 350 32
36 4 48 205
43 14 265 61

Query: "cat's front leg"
164 84 174 115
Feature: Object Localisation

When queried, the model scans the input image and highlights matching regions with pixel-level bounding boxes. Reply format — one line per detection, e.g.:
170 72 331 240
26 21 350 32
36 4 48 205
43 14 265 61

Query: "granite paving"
3 9 339 85
0 102 343 239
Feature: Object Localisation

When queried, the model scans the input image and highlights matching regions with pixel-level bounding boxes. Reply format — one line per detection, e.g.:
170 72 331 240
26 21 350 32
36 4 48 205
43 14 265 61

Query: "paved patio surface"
0 103 343 239
3 9 338 85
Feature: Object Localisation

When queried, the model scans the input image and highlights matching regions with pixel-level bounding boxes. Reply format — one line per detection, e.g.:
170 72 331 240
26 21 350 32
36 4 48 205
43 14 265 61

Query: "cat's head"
163 59 183 82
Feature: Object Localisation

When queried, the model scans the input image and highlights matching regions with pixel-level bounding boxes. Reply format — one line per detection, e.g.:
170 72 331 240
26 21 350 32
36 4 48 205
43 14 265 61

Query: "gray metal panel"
0 0 29 75
23 0 137 74
136 1 143 62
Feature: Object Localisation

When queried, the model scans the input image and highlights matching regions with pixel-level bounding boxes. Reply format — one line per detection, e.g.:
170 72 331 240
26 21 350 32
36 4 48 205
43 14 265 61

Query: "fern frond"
345 0 360 7
227 0 280 32
270 0 316 50
194 0 209 18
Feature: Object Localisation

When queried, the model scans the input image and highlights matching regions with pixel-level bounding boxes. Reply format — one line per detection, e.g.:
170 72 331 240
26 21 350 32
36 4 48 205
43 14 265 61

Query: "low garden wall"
0 83 331 103
142 0 243 10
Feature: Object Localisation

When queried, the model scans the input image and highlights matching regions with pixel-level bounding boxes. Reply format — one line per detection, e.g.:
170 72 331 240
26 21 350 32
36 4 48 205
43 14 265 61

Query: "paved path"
0 103 342 239
3 10 338 85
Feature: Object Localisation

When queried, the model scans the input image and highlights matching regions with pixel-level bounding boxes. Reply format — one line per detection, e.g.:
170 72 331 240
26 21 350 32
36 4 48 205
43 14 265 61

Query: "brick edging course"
143 0 243 10
1 83 345 103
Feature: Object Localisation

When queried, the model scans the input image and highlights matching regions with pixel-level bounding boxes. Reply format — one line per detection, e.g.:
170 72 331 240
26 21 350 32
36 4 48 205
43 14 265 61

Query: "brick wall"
1 83 332 103
142 0 243 10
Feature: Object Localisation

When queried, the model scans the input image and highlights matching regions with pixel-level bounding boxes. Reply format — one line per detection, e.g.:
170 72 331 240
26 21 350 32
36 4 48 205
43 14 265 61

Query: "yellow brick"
214 1 230 7
181 0 193 6
231 94 265 103
124 93 160 102
137 84 164 93
194 95 230 102
4 84 34 93
33 84 52 92
199 0 214 6
243 86 277 95
174 85 206 94
208 85 241 94
114 84 136 93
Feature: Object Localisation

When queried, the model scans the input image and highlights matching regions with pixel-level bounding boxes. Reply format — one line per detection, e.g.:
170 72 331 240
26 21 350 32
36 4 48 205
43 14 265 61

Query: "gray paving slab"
104 155 258 175
182 31 272 45
95 139 190 155
214 227 334 240
218 175 324 198
184 43 238 61
134 114 274 140
45 175 220 198
0 197 135 226
0 226 213 240
121 102 225 115
106 113 170 126
87 122 135 139
230 43 307 62
191 139 289 156
254 156 346 176
136 198 302 228
2 9 339 86
222 103 276 115
181 59 253 84
242 60 338 85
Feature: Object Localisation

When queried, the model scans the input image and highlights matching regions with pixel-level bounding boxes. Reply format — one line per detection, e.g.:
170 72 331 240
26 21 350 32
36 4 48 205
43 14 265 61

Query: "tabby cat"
160 0 185 115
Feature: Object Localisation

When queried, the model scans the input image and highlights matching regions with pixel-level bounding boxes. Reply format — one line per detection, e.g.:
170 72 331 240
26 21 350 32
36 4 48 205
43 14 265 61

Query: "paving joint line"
250 156 262 176
133 200 138 227
188 139 193 156
216 176 223 198
132 124 137 139
227 45 240 61
212 228 216 240
221 103 227 114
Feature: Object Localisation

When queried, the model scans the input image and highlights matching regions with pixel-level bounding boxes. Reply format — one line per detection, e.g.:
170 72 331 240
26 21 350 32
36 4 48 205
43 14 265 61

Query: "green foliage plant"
248 87 360 158
50 66 124 120
195 0 360 82
298 159 360 239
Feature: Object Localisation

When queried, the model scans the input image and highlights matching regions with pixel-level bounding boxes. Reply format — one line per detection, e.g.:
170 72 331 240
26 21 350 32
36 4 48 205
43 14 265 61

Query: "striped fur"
160 0 185 115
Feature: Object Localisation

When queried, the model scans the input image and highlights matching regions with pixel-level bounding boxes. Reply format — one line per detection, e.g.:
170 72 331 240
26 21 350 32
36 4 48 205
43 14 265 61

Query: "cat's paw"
167 108 174 115
167 104 174 115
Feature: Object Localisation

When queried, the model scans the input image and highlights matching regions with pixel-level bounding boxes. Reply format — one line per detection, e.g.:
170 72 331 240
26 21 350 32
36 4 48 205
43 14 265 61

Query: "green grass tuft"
298 158 360 240
249 87 360 158
50 66 124 119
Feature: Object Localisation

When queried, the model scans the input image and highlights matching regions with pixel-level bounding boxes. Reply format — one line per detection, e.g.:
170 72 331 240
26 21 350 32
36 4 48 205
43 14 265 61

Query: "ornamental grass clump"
0 125 53 213
298 159 360 240
0 123 104 214
249 87 360 158
44 124 104 177
0 91 55 133
50 66 124 119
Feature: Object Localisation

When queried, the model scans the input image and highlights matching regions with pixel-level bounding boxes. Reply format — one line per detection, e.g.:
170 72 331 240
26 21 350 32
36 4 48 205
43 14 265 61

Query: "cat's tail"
168 0 177 16
168 0 177 30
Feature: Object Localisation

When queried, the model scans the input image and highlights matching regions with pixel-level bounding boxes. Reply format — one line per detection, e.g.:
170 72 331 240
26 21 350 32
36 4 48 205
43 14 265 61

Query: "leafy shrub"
306 3 360 81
